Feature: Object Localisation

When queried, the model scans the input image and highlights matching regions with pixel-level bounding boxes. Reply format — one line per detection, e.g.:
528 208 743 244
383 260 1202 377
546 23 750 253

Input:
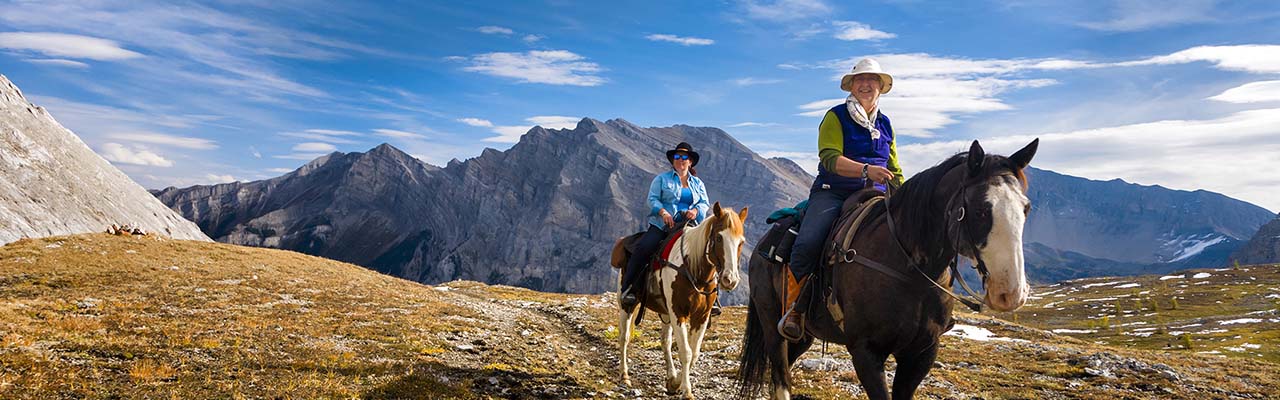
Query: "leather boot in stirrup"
777 275 811 342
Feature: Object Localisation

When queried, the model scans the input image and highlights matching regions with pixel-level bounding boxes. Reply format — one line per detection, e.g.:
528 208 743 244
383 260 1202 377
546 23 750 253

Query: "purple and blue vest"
811 104 894 192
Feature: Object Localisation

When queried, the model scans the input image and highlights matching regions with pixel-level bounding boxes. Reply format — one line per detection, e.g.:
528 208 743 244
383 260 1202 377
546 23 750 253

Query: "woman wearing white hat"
778 58 905 341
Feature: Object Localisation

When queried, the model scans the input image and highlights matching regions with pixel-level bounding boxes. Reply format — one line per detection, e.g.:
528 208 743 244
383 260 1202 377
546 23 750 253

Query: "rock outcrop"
0 74 209 244
1231 215 1280 265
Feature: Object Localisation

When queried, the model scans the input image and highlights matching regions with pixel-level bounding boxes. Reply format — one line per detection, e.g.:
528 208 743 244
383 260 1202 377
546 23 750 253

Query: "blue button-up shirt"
647 170 710 230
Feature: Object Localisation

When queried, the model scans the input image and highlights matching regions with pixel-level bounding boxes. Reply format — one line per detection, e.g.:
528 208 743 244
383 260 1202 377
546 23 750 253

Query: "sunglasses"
672 154 690 160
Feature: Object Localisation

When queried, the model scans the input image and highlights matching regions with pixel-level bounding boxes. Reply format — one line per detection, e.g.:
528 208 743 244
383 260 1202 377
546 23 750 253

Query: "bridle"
657 219 727 297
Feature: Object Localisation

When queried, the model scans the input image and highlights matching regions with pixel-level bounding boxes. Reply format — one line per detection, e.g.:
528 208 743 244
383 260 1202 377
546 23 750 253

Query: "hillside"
0 74 209 245
3 234 1279 399
1000 263 1280 363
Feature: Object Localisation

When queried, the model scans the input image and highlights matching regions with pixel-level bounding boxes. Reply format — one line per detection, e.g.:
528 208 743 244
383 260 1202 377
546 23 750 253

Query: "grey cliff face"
155 119 810 301
1231 215 1280 265
0 75 209 245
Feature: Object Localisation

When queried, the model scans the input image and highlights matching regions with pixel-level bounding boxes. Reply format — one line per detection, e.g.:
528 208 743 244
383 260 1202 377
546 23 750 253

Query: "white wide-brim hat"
839 58 893 94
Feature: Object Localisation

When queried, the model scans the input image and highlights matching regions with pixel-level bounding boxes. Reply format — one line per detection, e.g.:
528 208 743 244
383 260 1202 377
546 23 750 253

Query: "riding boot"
710 296 722 317
778 273 814 342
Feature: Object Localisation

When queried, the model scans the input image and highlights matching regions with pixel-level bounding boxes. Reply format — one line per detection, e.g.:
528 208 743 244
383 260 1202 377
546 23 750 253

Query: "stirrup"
777 307 805 342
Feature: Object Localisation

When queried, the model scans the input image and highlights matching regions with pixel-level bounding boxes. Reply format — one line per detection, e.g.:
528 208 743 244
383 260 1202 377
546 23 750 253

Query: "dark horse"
737 139 1039 400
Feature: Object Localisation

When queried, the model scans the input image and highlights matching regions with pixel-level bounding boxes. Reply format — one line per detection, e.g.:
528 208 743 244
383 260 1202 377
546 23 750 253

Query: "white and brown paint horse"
615 202 747 399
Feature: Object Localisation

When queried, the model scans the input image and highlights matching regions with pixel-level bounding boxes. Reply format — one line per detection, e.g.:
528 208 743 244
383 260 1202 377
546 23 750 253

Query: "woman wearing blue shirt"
620 142 711 310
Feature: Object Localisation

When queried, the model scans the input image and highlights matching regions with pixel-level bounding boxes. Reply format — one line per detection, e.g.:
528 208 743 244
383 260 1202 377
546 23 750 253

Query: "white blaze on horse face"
979 176 1030 312
719 231 743 291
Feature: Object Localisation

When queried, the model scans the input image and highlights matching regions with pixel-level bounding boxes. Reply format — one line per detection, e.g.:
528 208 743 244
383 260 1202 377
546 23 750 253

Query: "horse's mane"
681 207 743 275
889 152 969 260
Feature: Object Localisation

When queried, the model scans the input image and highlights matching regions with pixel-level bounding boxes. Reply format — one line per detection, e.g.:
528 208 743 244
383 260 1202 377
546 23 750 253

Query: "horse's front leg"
689 318 709 370
662 320 678 394
891 342 939 400
848 341 890 400
674 320 696 399
618 305 640 386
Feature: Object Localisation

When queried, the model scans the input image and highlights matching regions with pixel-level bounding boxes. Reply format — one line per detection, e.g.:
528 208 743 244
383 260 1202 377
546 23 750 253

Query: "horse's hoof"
665 377 681 394
620 377 630 387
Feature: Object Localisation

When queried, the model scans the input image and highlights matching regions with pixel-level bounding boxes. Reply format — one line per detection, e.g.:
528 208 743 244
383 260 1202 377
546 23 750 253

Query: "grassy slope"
2 234 1278 399
998 264 1280 363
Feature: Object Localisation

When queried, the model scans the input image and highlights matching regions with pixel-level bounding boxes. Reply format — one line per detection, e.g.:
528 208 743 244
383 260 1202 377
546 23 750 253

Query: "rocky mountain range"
1021 167 1274 281
153 119 810 302
1231 214 1280 265
153 120 1276 294
0 74 209 245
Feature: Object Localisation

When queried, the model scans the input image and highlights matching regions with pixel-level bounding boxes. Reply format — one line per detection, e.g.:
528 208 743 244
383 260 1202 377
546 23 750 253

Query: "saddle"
608 224 690 327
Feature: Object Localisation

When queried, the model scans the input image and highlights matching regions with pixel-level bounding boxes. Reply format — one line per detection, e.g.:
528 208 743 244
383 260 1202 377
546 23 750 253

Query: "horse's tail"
736 297 768 399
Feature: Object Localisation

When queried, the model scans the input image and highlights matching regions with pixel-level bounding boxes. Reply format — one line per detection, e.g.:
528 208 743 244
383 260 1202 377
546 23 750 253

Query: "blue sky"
1 0 1279 212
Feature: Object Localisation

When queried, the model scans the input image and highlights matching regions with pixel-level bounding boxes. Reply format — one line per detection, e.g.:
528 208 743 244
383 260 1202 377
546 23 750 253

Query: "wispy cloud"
98 143 172 167
1122 44 1280 74
22 58 90 68
645 34 715 46
461 50 606 86
485 116 580 143
522 34 545 43
458 117 494 127
106 132 218 149
373 128 426 139
740 0 831 22
729 121 780 127
477 26 514 35
831 21 895 41
732 77 783 86
292 142 338 153
279 128 363 144
1209 80 1280 103
250 146 262 159
1077 0 1217 32
898 108 1280 212
204 173 237 183
0 32 144 60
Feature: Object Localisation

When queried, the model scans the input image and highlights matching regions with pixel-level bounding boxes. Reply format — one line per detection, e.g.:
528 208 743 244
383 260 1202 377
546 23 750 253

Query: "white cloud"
645 34 715 46
22 58 90 68
106 132 217 149
741 0 831 21
0 32 143 60
273 153 329 160
458 117 494 127
1209 80 1280 103
1077 0 1216 32
522 34 545 43
485 116 580 143
373 128 426 139
279 128 363 144
1123 45 1280 74
897 108 1280 212
98 143 172 167
266 168 294 174
732 77 783 86
462 50 605 86
729 122 780 128
249 146 262 159
204 173 236 184
292 142 337 153
477 26 514 35
832 21 895 41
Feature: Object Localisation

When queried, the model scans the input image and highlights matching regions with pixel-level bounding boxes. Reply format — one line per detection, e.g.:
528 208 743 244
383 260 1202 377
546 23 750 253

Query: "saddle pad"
652 229 685 271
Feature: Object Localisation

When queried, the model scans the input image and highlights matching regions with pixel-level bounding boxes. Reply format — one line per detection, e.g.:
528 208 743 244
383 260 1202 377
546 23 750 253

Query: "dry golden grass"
3 233 1279 399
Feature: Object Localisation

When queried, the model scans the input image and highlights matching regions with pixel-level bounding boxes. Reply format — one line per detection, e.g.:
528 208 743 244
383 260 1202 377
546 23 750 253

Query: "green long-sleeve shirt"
817 110 905 185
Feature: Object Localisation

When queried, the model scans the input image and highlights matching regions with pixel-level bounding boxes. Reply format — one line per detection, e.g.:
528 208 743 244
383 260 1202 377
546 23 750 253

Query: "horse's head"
948 139 1039 312
706 202 748 291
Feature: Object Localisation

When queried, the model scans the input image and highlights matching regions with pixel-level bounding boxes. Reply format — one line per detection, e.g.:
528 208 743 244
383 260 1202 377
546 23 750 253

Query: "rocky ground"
2 234 1279 399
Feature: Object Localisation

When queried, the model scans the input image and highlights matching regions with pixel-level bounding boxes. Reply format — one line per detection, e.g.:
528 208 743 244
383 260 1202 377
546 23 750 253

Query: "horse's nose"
988 291 1025 312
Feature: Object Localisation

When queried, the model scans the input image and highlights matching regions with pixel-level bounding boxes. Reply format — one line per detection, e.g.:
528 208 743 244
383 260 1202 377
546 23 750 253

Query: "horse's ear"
967 140 985 177
712 201 722 217
738 207 749 221
1009 138 1039 170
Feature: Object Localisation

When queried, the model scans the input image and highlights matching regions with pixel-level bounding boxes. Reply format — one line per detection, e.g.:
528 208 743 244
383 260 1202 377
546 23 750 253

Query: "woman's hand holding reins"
683 209 697 221
661 210 676 228
866 165 895 184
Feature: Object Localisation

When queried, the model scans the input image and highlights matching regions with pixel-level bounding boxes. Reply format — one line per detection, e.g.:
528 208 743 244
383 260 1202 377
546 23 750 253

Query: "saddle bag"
756 214 801 265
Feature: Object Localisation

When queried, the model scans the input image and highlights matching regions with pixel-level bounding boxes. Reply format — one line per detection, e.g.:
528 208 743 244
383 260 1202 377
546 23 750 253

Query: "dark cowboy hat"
665 142 700 167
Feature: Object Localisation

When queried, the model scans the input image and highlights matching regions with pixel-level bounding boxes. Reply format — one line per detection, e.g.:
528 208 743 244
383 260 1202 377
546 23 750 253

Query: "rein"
853 178 987 312
658 220 720 297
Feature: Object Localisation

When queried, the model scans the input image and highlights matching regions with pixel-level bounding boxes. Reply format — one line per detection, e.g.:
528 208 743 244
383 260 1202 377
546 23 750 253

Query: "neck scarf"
846 94 880 140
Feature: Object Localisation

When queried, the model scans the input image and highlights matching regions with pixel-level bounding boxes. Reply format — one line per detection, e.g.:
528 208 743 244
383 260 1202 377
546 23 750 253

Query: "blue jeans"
788 188 855 279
